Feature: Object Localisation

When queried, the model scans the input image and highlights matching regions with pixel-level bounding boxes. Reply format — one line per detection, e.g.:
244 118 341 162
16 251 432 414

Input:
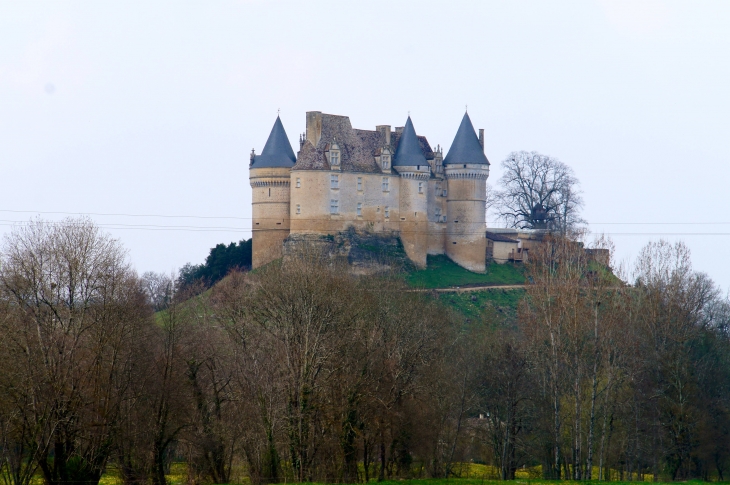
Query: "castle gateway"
249 111 490 272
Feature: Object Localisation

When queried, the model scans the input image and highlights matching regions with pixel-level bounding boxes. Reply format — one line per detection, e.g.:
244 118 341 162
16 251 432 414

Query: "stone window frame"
382 177 389 192
296 177 301 188
296 204 301 215
357 177 362 191
435 207 441 218
329 143 341 167
418 182 424 194
356 203 362 217
330 174 339 189
330 199 339 214
384 206 390 219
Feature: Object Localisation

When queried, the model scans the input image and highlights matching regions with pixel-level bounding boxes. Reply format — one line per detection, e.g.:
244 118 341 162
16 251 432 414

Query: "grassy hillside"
406 255 525 289
439 288 526 324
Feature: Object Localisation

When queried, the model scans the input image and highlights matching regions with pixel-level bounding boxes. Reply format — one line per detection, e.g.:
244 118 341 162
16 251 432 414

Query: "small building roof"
443 112 490 165
392 117 427 167
485 232 519 243
251 116 296 168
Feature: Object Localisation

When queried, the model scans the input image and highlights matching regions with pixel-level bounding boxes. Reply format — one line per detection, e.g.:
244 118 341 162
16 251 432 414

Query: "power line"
0 221 729 237
2 210 730 226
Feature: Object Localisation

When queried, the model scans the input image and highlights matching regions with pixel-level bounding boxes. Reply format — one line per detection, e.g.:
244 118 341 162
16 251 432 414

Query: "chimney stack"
306 111 323 146
376 125 391 145
478 129 484 151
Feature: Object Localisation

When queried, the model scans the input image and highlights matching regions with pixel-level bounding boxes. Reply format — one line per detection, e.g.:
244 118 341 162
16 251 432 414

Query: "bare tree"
141 271 175 312
495 151 585 233
0 218 149 485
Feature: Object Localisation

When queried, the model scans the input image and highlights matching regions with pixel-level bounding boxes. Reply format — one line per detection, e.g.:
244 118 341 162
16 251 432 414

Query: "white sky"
1 0 729 291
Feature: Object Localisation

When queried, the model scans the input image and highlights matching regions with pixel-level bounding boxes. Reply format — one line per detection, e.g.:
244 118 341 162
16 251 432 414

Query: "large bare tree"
495 151 585 233
0 218 149 485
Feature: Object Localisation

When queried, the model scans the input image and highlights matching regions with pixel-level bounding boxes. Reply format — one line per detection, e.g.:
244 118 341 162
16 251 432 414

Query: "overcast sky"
1 0 729 291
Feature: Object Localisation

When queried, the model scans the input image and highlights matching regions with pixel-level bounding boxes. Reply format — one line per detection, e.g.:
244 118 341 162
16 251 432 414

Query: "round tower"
393 116 429 269
444 113 490 272
249 116 296 269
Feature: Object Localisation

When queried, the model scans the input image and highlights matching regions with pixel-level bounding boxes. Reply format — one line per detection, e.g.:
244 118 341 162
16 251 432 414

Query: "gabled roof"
392 117 427 167
251 116 296 168
443 112 489 165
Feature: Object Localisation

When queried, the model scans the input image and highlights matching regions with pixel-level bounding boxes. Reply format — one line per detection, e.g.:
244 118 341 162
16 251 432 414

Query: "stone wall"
250 167 290 268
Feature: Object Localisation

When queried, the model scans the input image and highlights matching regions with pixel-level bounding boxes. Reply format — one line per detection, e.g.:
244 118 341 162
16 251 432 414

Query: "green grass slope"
439 287 526 324
406 255 525 289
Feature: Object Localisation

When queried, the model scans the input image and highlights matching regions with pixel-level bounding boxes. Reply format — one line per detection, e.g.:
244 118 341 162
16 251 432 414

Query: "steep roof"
393 117 427 167
251 116 296 168
443 112 489 165
293 113 433 173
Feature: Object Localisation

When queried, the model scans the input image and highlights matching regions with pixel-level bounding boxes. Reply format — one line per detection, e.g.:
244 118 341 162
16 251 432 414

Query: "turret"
443 113 490 272
249 116 295 269
393 116 429 268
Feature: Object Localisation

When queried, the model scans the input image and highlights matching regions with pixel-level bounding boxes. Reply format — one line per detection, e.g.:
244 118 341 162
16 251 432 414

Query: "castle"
249 111 491 272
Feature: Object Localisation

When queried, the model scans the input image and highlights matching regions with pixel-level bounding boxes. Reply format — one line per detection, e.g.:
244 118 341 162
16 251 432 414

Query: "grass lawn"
406 255 525 289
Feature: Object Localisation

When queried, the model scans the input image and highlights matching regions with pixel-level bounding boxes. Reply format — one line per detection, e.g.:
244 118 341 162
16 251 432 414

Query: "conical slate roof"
251 116 296 168
393 116 427 167
443 113 489 165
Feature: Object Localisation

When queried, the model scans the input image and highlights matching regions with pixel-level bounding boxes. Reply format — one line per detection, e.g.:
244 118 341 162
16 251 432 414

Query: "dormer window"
380 147 391 171
329 142 341 167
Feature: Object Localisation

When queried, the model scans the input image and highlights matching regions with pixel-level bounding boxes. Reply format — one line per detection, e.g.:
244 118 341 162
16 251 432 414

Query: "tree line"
1 218 729 485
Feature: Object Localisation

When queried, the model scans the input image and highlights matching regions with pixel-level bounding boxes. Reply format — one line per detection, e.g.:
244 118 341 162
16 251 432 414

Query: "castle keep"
249 111 490 272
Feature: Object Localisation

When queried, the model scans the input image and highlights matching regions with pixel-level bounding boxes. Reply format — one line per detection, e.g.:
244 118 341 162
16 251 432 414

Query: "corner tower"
393 116 429 268
249 116 295 269
443 113 490 272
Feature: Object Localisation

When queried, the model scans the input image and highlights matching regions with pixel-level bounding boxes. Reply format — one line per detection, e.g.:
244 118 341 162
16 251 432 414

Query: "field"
83 462 700 485
406 255 525 289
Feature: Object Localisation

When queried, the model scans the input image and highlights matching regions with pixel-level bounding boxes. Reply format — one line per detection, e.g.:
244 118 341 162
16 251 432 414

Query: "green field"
406 255 525 289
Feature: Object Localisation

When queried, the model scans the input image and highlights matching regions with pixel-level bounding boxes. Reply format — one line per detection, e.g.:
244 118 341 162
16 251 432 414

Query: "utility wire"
1 210 729 226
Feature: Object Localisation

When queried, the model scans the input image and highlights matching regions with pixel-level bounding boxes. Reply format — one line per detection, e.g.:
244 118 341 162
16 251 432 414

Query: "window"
330 199 339 214
418 182 424 194
442 189 447 197
357 177 362 191
382 155 390 170
441 215 446 222
435 207 441 218
436 182 441 193
330 152 339 165
384 206 390 218
357 203 362 217
296 204 301 214
330 174 339 189
382 177 389 192
296 177 301 188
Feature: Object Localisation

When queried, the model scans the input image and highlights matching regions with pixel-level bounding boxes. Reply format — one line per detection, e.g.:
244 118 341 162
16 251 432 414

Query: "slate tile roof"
293 113 433 173
250 116 297 168
443 112 489 166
